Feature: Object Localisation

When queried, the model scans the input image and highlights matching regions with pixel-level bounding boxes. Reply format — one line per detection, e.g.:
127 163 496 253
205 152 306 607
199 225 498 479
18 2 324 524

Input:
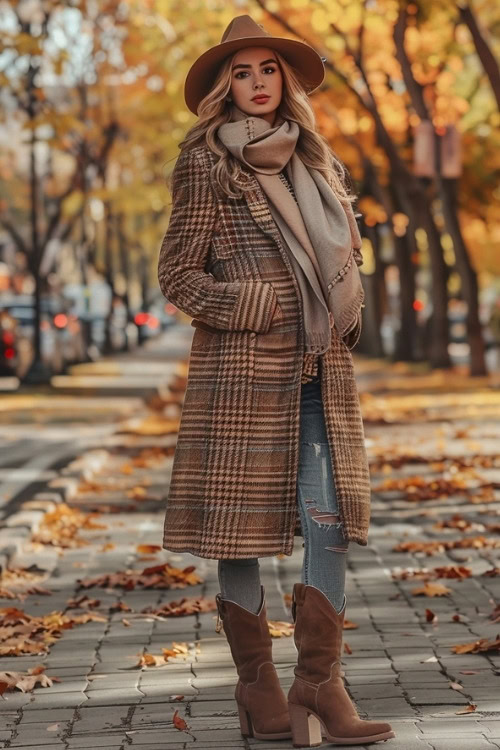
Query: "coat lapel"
237 168 284 248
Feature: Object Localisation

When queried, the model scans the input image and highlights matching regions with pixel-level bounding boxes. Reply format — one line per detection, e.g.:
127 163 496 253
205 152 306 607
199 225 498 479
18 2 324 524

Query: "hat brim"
184 36 325 115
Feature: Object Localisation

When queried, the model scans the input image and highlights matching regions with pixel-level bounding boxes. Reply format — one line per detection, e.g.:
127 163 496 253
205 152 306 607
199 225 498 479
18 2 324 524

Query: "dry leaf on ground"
392 565 471 581
66 596 101 610
489 604 500 623
0 665 59 694
451 637 500 654
343 619 359 630
412 582 452 597
393 537 500 556
456 704 477 714
0 568 52 600
425 609 438 623
79 563 203 591
141 597 216 618
31 504 106 548
172 709 189 731
0 607 107 656
268 620 294 638
136 642 191 668
136 545 162 555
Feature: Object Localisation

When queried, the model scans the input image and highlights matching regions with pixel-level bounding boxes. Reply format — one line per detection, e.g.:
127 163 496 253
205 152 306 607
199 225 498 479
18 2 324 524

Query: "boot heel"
237 703 253 737
288 703 322 748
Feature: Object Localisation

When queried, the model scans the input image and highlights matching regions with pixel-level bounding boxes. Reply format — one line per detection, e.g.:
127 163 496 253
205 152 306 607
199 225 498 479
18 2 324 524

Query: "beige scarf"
217 104 364 354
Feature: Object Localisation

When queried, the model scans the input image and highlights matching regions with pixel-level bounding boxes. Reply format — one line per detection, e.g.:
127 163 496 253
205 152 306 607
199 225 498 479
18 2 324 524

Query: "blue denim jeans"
218 377 348 614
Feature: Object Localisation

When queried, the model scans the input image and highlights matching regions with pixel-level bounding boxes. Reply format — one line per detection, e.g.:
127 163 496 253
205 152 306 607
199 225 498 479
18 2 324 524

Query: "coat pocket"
210 231 238 260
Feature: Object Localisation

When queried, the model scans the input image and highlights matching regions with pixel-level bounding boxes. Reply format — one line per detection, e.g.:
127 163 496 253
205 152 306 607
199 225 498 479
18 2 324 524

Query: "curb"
0 359 188 574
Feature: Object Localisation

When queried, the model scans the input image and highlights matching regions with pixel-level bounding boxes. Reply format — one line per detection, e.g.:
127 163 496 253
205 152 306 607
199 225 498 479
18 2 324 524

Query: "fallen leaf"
451 637 500 654
31 503 107 549
135 642 191 668
452 613 470 623
0 607 107 655
482 568 500 577
425 609 438 623
393 536 500 556
136 545 162 555
66 596 101 610
449 682 464 691
412 582 452 597
122 619 130 627
172 709 188 731
268 620 294 638
344 642 352 654
0 666 60 692
343 619 358 630
141 597 216 618
79 563 203 592
456 704 477 714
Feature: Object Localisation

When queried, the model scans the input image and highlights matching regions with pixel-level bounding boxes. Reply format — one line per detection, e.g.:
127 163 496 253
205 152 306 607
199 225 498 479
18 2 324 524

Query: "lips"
252 95 270 102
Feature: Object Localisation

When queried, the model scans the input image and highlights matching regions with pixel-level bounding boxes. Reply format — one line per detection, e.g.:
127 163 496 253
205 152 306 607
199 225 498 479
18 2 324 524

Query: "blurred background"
0 0 499 386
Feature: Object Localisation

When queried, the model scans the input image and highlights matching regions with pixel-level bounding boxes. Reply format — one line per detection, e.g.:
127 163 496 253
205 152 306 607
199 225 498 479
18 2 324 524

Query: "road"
0 324 499 750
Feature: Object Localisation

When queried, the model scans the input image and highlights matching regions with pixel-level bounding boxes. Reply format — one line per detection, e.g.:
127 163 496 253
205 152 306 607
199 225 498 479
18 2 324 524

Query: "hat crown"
221 15 271 44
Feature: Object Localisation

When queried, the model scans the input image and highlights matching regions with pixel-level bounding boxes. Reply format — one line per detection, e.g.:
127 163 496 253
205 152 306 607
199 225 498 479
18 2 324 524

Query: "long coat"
157 144 371 559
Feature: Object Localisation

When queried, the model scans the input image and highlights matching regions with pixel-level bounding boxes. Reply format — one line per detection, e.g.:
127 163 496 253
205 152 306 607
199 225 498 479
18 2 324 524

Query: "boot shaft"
216 585 273 683
292 583 345 684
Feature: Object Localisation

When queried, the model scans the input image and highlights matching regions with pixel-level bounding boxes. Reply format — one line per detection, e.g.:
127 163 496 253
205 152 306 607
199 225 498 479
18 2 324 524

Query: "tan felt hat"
184 14 326 115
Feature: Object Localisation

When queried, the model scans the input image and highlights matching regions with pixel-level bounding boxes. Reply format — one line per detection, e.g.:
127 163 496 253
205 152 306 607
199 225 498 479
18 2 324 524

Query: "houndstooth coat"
157 144 371 559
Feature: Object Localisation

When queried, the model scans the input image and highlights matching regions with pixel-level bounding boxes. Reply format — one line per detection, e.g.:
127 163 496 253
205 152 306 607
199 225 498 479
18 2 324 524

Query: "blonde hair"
172 50 357 209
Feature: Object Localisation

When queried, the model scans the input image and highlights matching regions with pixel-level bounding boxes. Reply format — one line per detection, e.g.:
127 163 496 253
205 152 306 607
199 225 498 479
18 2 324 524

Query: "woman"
157 14 395 748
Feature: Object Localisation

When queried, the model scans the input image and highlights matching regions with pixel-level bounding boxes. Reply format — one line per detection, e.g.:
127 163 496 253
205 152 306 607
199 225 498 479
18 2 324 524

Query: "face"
229 46 283 127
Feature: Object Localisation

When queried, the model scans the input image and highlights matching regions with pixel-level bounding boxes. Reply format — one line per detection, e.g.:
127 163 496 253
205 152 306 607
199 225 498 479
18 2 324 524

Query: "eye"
234 66 277 79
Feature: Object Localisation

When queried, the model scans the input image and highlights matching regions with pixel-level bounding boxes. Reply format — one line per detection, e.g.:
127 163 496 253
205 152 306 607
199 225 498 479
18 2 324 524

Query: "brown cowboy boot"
288 584 395 747
215 585 292 740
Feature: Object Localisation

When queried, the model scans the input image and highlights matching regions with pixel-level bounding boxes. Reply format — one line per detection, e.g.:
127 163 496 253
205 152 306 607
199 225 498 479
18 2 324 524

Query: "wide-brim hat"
184 14 325 115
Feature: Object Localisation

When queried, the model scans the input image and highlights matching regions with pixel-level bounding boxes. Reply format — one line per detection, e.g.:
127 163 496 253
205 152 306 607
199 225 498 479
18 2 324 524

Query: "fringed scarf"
217 105 364 353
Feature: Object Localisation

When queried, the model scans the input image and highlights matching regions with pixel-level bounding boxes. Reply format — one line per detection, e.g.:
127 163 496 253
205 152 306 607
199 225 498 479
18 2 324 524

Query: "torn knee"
306 507 341 526
304 500 348 551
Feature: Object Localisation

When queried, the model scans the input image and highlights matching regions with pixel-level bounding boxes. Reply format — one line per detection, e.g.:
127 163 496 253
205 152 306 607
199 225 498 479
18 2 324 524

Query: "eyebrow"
232 58 277 71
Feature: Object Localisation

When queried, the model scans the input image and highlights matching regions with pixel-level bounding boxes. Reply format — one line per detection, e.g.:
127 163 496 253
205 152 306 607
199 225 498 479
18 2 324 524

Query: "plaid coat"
157 144 371 559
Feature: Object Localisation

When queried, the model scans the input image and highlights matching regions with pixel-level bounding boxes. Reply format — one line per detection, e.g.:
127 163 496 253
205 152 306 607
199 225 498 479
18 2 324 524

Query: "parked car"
0 293 85 376
0 309 18 376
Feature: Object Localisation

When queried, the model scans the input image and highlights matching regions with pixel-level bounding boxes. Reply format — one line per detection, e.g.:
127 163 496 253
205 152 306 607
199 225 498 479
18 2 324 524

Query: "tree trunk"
459 4 500 111
438 176 487 375
357 223 384 357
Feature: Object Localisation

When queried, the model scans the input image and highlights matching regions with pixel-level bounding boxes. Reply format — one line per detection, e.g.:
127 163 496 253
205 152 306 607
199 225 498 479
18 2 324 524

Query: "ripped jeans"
218 377 349 615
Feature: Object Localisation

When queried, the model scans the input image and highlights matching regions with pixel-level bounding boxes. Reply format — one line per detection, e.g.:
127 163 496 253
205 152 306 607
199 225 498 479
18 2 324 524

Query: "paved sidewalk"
0 330 499 749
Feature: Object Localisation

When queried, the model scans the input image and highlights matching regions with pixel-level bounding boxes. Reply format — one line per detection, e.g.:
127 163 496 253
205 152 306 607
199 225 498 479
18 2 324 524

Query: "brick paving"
0 327 499 749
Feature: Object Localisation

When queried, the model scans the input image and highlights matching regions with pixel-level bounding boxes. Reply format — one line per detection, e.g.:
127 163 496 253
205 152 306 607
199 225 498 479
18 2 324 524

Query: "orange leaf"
172 709 188 731
412 582 452 597
344 642 352 654
268 620 294 638
343 619 358 630
456 704 477 714
136 545 162 554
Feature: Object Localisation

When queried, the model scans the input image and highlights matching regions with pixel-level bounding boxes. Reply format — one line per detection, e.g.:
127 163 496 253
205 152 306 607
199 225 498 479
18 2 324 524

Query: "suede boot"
288 583 395 747
215 584 292 740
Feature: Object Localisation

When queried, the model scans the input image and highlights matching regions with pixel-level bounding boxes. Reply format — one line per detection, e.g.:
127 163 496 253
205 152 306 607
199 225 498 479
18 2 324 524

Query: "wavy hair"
170 49 358 209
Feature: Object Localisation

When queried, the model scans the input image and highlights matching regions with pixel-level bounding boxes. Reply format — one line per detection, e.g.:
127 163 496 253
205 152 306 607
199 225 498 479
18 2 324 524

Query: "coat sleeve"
157 148 279 334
